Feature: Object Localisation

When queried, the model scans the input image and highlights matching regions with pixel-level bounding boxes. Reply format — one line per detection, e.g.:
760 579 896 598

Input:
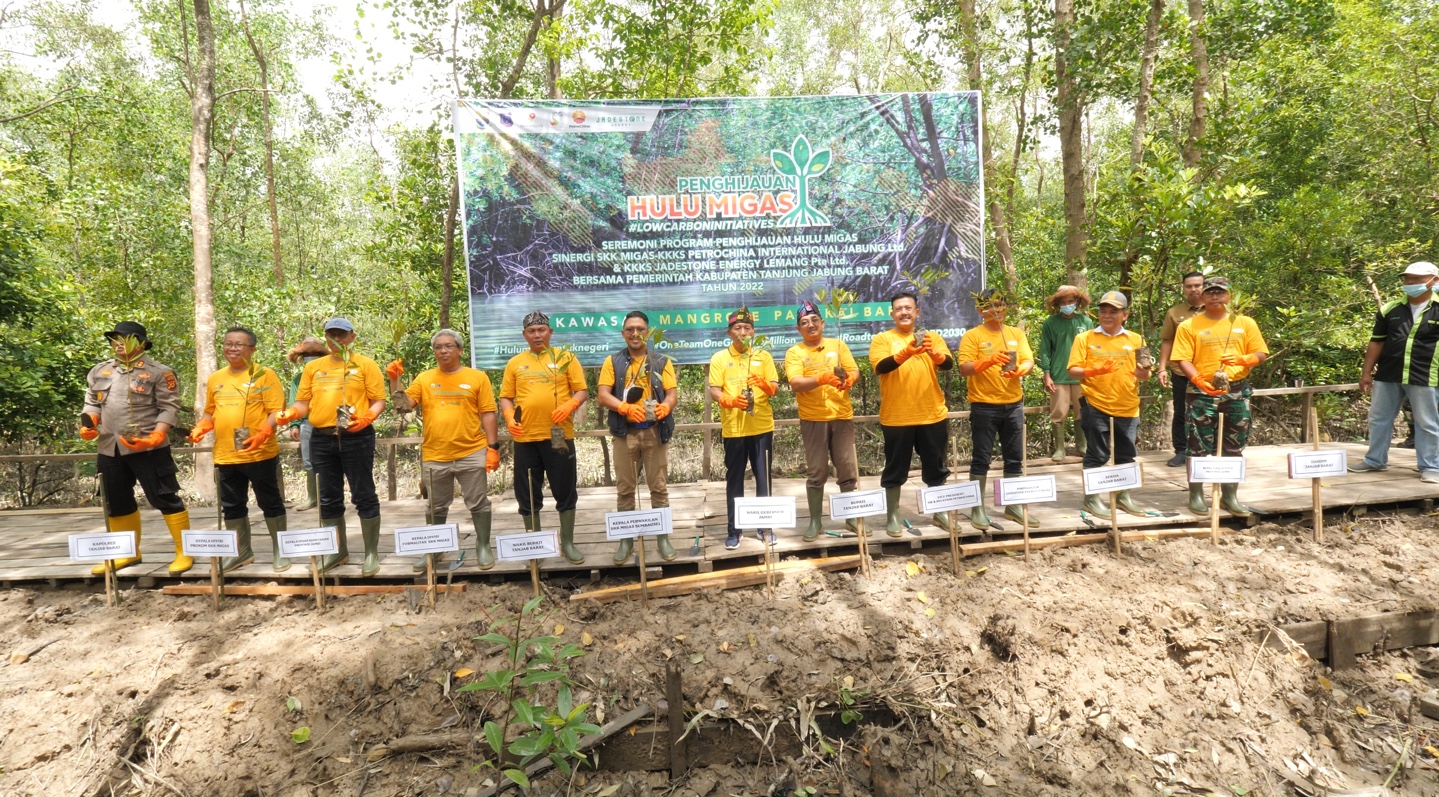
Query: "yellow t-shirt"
500 349 587 442
404 367 497 462
205 365 285 464
958 324 1033 405
868 329 952 426
784 338 857 421
598 352 678 403
296 353 387 429
1172 313 1269 383
1067 328 1143 417
708 345 778 438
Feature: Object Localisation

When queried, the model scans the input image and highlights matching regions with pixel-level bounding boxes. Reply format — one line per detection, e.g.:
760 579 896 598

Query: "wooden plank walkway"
0 443 1431 585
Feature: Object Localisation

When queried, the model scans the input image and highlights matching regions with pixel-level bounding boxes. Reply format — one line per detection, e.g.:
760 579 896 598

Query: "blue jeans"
298 420 315 472
1364 381 1439 474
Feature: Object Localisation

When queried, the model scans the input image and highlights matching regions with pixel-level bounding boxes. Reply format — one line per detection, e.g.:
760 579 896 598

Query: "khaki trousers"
613 427 669 510
801 418 858 491
1049 382 1083 424
423 450 491 520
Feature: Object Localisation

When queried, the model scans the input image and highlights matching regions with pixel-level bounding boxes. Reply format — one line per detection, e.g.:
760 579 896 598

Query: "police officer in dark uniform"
79 321 193 574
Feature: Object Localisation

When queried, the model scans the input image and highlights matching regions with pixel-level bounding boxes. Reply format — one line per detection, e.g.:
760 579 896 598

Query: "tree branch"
0 88 90 124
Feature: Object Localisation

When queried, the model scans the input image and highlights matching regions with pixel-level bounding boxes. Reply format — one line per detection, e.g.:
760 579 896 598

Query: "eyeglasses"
222 342 254 350
433 344 460 351
622 328 648 336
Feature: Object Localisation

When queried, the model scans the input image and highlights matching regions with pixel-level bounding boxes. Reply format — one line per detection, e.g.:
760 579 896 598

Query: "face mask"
1403 283 1431 298
1059 303 1077 315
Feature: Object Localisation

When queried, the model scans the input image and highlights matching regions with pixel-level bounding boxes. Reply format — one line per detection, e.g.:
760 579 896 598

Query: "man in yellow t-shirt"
275 317 388 575
188 326 287 574
1172 276 1269 517
387 328 499 570
709 307 779 550
870 291 956 536
957 288 1037 530
787 300 860 540
597 311 679 564
1066 291 1153 519
499 310 588 564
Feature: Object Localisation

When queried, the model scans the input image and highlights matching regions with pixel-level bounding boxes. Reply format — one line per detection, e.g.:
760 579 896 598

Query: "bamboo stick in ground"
1311 404 1323 543
1109 417 1120 558
1021 417 1030 562
1211 412 1225 544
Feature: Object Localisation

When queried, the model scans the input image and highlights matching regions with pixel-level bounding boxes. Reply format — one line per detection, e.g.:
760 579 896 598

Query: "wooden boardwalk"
0 442 1432 586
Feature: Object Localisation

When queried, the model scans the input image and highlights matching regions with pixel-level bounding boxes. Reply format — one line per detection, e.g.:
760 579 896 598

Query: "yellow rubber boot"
163 509 194 574
91 511 143 575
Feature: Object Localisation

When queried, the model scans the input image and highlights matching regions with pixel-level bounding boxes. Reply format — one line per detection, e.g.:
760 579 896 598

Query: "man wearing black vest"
597 311 679 563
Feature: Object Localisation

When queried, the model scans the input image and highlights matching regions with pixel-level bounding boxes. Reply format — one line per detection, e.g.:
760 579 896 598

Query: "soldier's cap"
1097 290 1129 309
728 308 755 328
1202 276 1230 293
522 310 550 329
104 321 153 350
797 300 821 321
1403 261 1439 277
323 317 355 333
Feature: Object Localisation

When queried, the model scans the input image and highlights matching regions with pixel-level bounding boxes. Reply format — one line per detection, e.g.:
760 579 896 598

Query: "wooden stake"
762 449 774 599
1311 404 1323 543
210 557 221 612
97 472 117 608
310 554 326 612
637 536 650 608
213 467 224 610
528 470 542 600
857 517 870 575
426 553 436 609
1021 417 1030 562
1210 412 1224 545
948 508 960 574
1109 417 1120 558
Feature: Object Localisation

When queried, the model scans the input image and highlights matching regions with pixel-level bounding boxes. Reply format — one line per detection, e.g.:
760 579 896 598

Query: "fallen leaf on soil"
596 786 621 797
971 768 997 787
1317 676 1333 691
1354 706 1369 717
661 647 673 660
554 624 564 634
291 726 311 744
1425 746 1439 758
718 641 735 653
335 756 351 764
224 700 244 713
924 608 936 618
9 651 28 665
1394 672 1413 682
581 631 592 646
454 668 474 678
916 592 930 604
673 635 685 642
905 562 922 577
689 652 704 664
285 696 302 712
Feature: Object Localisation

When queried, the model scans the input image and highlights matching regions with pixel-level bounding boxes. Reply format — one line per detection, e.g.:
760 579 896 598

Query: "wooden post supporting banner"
426 553 436 610
1211 412 1224 545
1311 404 1324 543
213 467 224 611
636 537 650 608
310 555 326 612
1109 418 1120 558
948 430 961 571
1021 419 1031 562
763 449 775 600
857 517 870 575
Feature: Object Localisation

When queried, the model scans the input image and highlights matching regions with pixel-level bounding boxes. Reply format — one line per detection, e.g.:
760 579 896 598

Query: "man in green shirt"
1037 285 1093 462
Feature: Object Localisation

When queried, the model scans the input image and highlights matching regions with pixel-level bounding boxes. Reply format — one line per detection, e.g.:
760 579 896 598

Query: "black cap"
104 321 153 350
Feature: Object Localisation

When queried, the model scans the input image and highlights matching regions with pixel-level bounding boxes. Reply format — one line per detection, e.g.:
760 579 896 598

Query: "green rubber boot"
473 511 495 570
1004 502 1041 528
522 512 540 532
1082 493 1111 520
1052 423 1066 462
265 515 291 572
317 515 348 573
1188 482 1209 514
656 534 677 561
415 508 449 571
613 538 633 565
842 487 858 533
559 509 584 563
804 487 825 541
294 471 318 511
885 487 903 537
1075 426 1088 457
932 511 953 531
1115 490 1147 517
970 475 991 530
221 516 255 575
1220 484 1254 518
360 515 381 577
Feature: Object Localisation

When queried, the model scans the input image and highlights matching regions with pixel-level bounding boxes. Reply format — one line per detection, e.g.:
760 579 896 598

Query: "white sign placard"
1189 456 1246 483
733 496 797 529
69 531 137 562
995 475 1058 506
496 531 560 562
277 527 341 558
605 507 673 540
1082 462 1144 495
829 489 887 520
394 523 460 556
182 529 239 557
917 482 983 513
1288 450 1347 479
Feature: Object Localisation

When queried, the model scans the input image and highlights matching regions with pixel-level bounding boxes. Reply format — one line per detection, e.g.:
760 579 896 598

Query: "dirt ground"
4 508 1439 797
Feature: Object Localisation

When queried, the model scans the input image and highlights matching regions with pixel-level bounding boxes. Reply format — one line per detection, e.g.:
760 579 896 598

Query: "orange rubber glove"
1085 359 1121 378
893 341 925 365
653 403 671 420
550 397 582 425
972 352 1010 373
485 446 501 472
119 429 167 451
746 374 777 396
1192 376 1227 396
718 393 749 410
239 424 274 451
842 372 859 390
924 333 947 364
385 359 405 382
1014 361 1034 377
275 406 301 425
503 408 523 439
78 412 99 440
1220 353 1263 368
346 409 377 432
187 417 215 444
816 372 843 388
619 402 647 423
